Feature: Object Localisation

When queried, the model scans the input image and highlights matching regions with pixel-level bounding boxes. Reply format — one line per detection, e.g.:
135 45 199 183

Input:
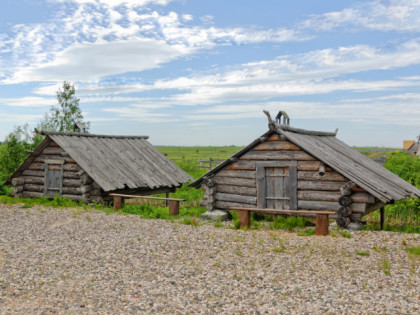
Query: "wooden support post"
113 196 123 211
166 192 170 207
169 200 180 216
237 210 251 228
315 214 329 236
380 207 385 230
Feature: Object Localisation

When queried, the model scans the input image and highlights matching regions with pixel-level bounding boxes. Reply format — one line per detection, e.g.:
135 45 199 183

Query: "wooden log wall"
201 133 377 223
10 140 103 203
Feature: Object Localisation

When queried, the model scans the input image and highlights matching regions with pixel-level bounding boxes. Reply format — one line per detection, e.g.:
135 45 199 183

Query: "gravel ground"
0 204 418 314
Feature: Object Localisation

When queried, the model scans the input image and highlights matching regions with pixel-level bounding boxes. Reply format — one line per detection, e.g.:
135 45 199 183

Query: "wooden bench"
110 193 185 216
227 207 336 236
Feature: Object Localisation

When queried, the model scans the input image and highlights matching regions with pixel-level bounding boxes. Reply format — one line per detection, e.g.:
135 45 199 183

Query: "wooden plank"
109 193 185 201
95 137 143 189
22 170 44 177
227 160 256 171
45 159 65 165
298 190 341 202
213 177 256 188
267 134 285 141
255 161 297 167
49 141 60 147
287 166 297 210
56 136 116 191
226 206 336 215
11 178 24 186
298 171 347 182
216 184 257 196
63 179 82 187
34 155 76 164
241 150 316 161
298 200 340 211
28 163 81 172
351 203 366 213
216 170 256 179
23 184 44 192
297 180 346 191
215 201 255 209
352 192 375 204
256 166 265 208
23 184 83 195
291 192 371 206
253 141 301 151
297 161 332 172
215 192 257 205
42 147 65 155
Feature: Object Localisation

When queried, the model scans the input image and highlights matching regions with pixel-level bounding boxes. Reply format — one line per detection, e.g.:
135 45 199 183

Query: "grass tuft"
297 228 315 236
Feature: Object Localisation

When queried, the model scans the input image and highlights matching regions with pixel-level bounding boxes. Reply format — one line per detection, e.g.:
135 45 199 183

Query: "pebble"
0 204 418 314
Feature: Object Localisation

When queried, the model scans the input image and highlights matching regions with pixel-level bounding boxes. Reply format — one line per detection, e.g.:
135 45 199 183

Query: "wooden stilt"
315 214 329 236
237 210 251 228
380 207 385 230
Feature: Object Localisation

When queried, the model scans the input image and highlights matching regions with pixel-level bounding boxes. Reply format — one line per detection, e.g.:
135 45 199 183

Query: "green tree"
0 124 40 184
39 81 88 132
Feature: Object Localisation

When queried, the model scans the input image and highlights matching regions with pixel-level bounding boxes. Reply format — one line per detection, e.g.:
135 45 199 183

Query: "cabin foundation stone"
201 209 232 221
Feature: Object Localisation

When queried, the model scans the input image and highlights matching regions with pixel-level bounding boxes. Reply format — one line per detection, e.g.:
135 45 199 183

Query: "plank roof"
6 132 193 192
191 125 420 203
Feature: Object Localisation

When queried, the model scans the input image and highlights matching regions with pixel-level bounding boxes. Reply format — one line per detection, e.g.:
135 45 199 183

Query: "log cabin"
5 131 192 203
190 111 420 228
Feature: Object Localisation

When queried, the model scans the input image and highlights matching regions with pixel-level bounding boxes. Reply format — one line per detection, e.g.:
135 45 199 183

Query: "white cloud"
103 105 176 123
0 112 42 122
7 39 184 83
1 0 305 84
51 0 175 7
303 0 420 32
0 97 54 107
182 98 420 126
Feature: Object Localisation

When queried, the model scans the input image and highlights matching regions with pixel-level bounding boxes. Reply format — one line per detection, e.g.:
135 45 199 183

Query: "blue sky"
1 0 420 146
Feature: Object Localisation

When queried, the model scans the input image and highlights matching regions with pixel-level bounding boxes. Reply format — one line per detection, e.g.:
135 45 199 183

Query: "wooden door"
265 167 289 209
257 162 297 210
44 160 64 197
